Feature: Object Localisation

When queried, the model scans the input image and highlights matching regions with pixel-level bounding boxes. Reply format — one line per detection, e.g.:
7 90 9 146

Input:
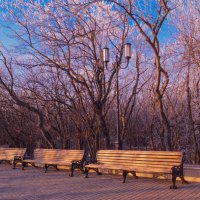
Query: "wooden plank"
97 150 182 155
96 161 180 168
97 157 181 162
97 154 182 158
85 164 172 174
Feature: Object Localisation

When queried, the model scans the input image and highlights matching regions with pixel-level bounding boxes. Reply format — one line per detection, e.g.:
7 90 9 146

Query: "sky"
0 21 17 47
0 0 177 49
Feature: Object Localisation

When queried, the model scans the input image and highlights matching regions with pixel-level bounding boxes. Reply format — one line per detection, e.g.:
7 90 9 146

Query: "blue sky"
0 1 177 49
0 21 16 47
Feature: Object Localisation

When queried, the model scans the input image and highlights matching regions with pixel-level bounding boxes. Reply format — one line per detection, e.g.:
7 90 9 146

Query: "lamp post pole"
116 55 120 150
103 43 131 149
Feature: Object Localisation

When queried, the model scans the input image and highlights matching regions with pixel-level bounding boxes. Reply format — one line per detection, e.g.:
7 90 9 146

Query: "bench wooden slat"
96 162 181 168
85 164 172 173
97 157 181 162
22 159 35 163
97 154 182 159
97 150 182 156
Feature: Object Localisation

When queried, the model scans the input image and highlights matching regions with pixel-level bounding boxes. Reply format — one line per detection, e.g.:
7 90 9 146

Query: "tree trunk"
186 64 199 164
154 53 171 151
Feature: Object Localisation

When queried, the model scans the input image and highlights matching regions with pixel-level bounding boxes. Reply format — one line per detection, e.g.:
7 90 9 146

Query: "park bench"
85 150 188 189
0 148 26 169
22 149 85 176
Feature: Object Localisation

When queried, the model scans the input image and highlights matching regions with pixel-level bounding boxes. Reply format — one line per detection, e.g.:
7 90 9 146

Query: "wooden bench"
85 150 188 189
22 149 85 176
0 148 26 168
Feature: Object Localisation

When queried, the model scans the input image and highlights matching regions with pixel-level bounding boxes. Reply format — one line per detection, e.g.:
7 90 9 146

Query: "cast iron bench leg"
70 164 74 177
180 176 189 184
53 165 59 171
95 168 102 175
131 171 138 179
170 166 179 189
45 164 49 173
123 171 128 183
22 162 26 170
85 167 89 178
13 161 16 169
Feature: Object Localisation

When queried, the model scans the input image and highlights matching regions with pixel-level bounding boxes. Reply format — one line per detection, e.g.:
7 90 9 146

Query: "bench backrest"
0 148 26 161
96 150 183 170
33 149 85 163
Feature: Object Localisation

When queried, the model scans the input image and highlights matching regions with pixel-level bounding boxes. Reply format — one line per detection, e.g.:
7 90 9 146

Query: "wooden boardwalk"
0 164 200 200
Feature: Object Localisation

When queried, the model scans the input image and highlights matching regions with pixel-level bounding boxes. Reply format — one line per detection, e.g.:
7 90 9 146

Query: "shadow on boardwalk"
0 164 200 200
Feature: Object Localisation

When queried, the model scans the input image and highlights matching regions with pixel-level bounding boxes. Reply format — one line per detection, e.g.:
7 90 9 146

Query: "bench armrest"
71 160 82 164
14 156 23 161
171 163 183 170
25 155 34 159
85 159 103 165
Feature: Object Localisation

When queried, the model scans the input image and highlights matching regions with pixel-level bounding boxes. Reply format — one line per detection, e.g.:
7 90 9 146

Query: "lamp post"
103 43 131 149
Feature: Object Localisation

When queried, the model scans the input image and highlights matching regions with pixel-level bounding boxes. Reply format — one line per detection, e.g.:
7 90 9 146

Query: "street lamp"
103 43 131 149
